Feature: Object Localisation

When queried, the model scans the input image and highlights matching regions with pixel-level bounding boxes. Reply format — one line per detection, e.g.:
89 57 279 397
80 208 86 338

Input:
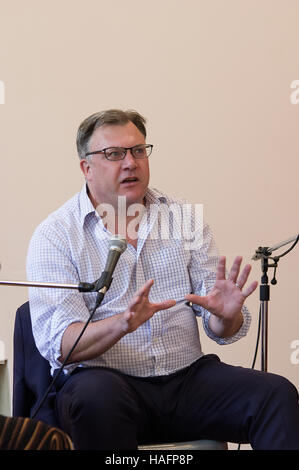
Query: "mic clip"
93 271 113 308
78 272 113 294
77 282 96 292
93 271 113 293
252 246 272 261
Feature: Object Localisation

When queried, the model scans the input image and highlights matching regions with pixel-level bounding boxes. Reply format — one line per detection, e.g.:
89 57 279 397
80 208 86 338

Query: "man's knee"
269 373 299 403
56 368 140 449
63 368 137 416
249 371 299 418
74 367 128 396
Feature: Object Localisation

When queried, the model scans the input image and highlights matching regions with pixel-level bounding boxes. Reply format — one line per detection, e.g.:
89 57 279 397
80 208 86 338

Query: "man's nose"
122 149 137 169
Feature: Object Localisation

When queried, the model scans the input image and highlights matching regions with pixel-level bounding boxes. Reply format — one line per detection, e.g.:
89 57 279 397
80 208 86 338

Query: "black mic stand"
252 234 299 372
0 279 97 293
0 268 115 309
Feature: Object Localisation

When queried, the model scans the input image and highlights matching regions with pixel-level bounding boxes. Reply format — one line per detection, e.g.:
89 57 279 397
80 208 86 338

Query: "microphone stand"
252 234 299 372
0 279 96 292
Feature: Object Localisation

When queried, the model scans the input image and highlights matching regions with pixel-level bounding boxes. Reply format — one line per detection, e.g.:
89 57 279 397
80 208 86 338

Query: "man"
27 109 299 450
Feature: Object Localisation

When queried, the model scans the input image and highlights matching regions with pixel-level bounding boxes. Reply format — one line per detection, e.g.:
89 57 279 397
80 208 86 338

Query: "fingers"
185 293 208 309
217 256 250 286
227 256 243 283
130 279 175 312
242 280 258 298
227 256 257 291
152 299 176 311
206 255 258 300
230 257 258 298
129 279 153 304
216 256 226 281
235 263 252 289
138 278 154 297
185 293 201 303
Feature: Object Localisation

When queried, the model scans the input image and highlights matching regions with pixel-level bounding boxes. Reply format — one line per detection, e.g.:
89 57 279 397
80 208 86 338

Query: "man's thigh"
55 367 147 449
170 354 298 446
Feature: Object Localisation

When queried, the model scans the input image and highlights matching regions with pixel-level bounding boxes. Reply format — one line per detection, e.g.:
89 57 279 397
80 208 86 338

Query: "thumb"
185 293 209 310
152 299 176 312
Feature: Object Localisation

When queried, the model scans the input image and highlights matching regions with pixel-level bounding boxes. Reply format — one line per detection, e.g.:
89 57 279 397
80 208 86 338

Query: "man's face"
80 121 150 210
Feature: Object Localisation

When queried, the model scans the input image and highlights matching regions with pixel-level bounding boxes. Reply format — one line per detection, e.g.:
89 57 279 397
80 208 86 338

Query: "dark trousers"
55 354 299 450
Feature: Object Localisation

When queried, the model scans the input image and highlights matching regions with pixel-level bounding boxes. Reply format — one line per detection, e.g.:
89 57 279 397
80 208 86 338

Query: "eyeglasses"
85 144 153 161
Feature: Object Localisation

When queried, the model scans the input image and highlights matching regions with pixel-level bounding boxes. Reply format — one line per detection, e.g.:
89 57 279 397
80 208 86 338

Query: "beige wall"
0 0 298 411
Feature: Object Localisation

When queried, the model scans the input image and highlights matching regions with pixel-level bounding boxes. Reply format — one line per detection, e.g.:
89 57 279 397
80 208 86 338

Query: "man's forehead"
89 121 145 148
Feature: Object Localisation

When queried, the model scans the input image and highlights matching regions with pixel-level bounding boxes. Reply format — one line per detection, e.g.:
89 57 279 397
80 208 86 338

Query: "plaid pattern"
27 185 251 376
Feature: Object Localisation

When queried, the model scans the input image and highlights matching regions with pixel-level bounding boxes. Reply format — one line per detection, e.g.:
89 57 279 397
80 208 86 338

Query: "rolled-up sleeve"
26 222 91 373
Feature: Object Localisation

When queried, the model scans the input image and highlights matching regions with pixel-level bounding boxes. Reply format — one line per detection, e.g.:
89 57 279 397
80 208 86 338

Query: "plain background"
0 0 298 448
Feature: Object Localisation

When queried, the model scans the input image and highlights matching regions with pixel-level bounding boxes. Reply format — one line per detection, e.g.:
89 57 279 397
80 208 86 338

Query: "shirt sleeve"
188 222 251 345
26 221 92 373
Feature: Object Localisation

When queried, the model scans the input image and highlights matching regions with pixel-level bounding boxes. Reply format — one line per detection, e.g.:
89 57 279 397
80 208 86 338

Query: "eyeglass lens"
106 145 152 160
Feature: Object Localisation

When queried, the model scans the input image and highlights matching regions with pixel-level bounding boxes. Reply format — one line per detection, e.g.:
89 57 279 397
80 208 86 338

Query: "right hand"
122 279 176 333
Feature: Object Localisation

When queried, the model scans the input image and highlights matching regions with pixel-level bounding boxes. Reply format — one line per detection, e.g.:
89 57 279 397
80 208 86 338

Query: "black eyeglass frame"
85 144 153 161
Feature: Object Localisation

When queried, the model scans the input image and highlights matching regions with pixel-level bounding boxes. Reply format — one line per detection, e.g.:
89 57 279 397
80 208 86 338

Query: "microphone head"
109 235 127 254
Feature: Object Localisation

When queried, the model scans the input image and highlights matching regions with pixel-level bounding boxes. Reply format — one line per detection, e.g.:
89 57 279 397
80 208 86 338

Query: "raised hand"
185 256 258 336
123 279 176 333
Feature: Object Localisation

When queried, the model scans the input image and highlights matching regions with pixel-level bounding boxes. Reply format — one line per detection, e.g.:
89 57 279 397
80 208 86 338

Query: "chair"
13 302 58 426
13 301 227 450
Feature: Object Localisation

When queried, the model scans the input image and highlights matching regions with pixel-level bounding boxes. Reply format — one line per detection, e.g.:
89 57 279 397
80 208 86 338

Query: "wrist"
209 311 243 338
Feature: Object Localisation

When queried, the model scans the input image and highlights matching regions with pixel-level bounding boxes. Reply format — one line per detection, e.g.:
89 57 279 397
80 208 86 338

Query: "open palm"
185 256 258 322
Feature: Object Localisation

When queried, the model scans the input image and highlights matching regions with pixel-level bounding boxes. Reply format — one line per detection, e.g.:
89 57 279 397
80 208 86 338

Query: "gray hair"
76 109 147 160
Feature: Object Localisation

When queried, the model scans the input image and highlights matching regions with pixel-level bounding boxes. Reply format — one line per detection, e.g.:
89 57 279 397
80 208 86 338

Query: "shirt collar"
79 184 97 227
79 184 167 227
144 187 167 205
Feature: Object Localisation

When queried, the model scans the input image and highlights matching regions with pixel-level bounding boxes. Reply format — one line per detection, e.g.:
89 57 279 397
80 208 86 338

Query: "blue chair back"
13 302 59 427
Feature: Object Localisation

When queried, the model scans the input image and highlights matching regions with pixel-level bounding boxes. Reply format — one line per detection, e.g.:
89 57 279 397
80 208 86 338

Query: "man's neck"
87 186 146 247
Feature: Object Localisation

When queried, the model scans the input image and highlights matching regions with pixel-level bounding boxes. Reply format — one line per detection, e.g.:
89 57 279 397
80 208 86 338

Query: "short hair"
76 109 147 160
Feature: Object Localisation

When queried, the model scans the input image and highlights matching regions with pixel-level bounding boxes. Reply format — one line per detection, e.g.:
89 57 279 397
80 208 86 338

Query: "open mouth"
120 177 139 184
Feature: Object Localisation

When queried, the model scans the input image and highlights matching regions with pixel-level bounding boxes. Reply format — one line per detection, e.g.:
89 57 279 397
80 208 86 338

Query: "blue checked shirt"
27 185 251 376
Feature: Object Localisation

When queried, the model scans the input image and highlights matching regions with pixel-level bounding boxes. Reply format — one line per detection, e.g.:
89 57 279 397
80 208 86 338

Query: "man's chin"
118 187 147 207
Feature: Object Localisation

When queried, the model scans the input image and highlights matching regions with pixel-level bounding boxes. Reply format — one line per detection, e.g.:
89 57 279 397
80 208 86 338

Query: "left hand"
185 256 258 323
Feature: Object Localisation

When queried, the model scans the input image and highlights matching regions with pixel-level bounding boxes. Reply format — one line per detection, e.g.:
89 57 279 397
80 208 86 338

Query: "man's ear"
80 158 92 181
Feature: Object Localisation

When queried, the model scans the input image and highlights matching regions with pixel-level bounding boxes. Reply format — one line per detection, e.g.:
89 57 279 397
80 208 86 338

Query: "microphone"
94 235 127 305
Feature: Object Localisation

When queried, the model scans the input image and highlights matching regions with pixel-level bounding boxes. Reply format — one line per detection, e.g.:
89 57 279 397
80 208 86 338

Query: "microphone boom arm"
0 279 96 292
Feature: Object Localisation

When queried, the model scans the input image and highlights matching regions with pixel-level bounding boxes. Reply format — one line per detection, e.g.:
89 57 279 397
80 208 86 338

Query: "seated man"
27 109 299 450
